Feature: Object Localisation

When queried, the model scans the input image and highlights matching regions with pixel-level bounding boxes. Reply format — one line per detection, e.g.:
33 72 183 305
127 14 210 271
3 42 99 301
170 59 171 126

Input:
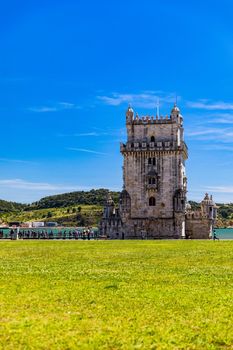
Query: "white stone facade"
100 105 217 239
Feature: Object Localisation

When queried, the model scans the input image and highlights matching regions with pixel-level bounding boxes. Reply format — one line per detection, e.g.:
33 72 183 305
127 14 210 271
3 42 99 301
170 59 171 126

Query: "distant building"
32 221 45 228
100 104 217 239
9 221 21 227
46 222 58 227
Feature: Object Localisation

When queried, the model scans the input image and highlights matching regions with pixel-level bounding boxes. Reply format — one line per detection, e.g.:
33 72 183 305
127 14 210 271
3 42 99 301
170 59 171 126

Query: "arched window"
151 136 155 142
149 197 156 206
148 157 152 165
148 177 156 185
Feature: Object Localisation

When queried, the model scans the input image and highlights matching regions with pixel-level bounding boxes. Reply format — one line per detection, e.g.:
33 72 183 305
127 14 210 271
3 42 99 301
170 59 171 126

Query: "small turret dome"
186 202 191 210
126 105 134 121
171 103 180 114
202 193 215 206
126 105 134 114
106 192 114 206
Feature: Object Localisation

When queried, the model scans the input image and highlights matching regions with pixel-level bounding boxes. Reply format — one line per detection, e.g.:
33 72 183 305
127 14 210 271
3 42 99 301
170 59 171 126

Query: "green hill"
0 199 26 213
0 190 232 227
0 189 120 227
27 189 120 210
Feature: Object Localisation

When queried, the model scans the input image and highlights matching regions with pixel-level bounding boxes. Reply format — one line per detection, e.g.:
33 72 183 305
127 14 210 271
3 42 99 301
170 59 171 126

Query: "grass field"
0 241 233 350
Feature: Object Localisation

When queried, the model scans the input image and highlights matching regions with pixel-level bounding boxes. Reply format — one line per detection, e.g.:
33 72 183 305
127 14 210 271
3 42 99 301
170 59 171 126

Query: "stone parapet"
120 141 188 158
126 115 177 125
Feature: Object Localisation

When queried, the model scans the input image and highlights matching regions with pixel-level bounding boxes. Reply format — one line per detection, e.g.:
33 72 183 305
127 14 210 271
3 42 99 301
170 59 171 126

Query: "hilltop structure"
100 105 217 239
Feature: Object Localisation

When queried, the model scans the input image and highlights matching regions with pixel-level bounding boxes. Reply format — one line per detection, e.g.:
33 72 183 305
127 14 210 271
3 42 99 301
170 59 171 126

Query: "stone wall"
185 217 212 239
122 218 179 239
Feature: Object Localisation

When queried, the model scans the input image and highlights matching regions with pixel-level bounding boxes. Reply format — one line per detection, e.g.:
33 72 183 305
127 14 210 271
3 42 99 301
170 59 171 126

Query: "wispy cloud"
0 179 85 191
188 188 233 203
58 128 126 138
186 128 220 137
58 132 104 137
187 99 233 111
186 126 233 142
73 132 101 137
98 91 178 109
200 144 233 152
28 102 80 113
206 186 233 194
66 147 108 155
206 113 233 124
0 158 37 164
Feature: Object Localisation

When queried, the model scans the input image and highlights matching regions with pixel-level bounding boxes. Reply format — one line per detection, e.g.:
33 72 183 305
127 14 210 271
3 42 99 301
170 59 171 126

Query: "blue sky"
0 0 233 203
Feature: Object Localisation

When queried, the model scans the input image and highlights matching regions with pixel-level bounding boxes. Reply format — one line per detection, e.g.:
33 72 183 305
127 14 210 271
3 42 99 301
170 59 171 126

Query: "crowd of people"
0 228 99 240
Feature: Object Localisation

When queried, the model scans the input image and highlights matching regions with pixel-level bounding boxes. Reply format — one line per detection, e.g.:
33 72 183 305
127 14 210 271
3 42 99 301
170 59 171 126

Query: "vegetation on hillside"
27 189 120 210
0 205 102 227
0 190 233 226
0 199 26 213
0 189 119 226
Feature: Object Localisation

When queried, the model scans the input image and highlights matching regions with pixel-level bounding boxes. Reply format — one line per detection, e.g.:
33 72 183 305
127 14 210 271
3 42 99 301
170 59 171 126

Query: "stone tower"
99 103 216 239
100 104 188 239
119 104 188 238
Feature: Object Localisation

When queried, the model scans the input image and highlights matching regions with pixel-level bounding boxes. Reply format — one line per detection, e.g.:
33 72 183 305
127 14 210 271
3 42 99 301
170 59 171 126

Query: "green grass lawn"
0 241 233 350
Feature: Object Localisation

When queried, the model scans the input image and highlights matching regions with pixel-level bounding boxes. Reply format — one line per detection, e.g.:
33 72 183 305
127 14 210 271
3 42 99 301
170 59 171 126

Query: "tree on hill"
0 199 26 213
26 189 120 210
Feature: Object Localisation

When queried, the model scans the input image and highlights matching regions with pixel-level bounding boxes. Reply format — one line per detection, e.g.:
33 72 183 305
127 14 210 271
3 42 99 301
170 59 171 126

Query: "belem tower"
100 104 217 239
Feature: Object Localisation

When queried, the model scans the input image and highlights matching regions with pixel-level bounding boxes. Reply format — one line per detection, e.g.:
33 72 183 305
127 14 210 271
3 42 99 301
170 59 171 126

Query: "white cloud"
98 91 179 109
0 179 121 203
0 179 84 191
59 102 76 109
58 128 125 138
0 158 37 164
186 128 220 137
28 102 80 113
73 132 101 136
206 113 233 124
206 186 233 194
200 144 233 151
0 179 103 203
58 132 102 137
187 99 233 111
186 126 233 142
29 107 59 113
66 147 108 155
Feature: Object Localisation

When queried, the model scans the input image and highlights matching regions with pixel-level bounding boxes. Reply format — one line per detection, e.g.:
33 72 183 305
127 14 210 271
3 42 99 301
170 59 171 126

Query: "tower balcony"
146 184 158 191
120 141 188 158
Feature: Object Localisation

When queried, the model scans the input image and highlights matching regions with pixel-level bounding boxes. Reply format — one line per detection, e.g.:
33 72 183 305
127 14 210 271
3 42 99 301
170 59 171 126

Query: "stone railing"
120 141 188 155
128 115 175 125
185 210 209 220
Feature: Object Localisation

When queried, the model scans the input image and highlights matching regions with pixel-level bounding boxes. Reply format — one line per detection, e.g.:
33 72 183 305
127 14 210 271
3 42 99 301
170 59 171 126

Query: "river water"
0 227 232 239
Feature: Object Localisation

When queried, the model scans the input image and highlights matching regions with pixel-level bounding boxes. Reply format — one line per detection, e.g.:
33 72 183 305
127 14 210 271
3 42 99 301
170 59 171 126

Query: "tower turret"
171 103 180 118
170 103 184 146
103 192 115 218
201 193 217 219
171 103 183 125
126 105 134 124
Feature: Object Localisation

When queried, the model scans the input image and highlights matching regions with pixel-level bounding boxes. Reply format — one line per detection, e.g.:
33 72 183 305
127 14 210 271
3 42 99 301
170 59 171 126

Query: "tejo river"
0 227 99 239
0 227 232 239
215 228 233 239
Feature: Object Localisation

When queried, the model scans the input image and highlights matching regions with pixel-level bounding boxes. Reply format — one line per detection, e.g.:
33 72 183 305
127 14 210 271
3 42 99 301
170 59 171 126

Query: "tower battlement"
120 141 188 159
129 115 173 124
